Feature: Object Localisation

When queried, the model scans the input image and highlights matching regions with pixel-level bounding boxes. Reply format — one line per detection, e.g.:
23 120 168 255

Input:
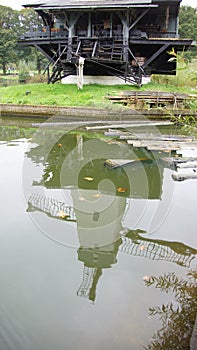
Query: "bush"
18 60 31 83
26 74 47 84
152 57 197 88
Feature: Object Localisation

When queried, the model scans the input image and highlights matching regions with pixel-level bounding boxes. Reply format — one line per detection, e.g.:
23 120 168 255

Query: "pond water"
0 116 196 350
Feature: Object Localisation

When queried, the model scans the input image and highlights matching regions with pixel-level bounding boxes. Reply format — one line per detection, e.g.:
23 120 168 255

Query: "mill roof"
23 0 181 10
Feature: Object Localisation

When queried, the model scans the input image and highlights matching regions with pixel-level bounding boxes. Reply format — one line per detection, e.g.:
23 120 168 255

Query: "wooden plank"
162 157 197 166
127 139 197 152
104 158 149 169
127 140 181 150
116 91 188 98
120 133 194 142
86 121 172 130
177 161 197 169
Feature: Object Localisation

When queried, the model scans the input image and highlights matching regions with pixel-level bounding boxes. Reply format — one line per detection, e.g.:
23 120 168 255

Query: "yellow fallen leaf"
84 176 94 181
57 210 69 219
92 193 101 198
79 196 85 201
117 187 126 193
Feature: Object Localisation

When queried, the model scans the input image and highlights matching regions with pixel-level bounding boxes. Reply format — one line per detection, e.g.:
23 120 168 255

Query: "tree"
179 6 197 40
179 6 197 58
0 5 47 75
17 8 47 74
0 5 19 74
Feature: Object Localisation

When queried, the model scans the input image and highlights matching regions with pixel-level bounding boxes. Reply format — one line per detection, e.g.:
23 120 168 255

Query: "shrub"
26 74 47 84
18 60 31 83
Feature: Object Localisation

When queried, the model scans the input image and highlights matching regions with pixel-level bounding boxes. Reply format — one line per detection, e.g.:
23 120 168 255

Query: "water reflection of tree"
144 269 197 350
0 125 34 141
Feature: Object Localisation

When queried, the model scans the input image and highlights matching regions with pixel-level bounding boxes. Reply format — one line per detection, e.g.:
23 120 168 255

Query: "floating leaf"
92 193 101 198
57 210 69 219
79 196 85 201
84 176 94 181
117 187 126 193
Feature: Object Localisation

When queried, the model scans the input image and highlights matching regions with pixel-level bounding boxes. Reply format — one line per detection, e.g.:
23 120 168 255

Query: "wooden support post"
110 13 113 38
67 12 81 61
88 12 91 37
92 41 98 57
175 6 179 38
118 11 129 62
165 6 170 31
47 66 50 84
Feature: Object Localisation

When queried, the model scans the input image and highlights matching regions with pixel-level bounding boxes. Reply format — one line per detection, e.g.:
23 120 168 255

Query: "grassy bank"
0 58 196 108
0 81 196 109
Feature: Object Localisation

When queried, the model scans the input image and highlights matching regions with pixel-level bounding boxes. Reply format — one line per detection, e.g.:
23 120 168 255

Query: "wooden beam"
86 121 172 130
129 8 150 32
142 44 170 68
172 172 197 182
117 11 129 62
34 44 53 61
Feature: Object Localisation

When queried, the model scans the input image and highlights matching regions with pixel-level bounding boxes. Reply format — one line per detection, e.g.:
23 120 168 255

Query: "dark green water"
0 118 196 350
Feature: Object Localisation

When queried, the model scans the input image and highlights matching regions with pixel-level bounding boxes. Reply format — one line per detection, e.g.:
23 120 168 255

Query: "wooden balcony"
20 27 68 41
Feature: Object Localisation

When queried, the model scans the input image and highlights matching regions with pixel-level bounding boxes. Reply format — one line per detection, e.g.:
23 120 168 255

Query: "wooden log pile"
106 90 196 109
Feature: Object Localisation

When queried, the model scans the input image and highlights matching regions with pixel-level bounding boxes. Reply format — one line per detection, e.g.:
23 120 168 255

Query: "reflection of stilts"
77 134 84 161
27 193 197 301
77 267 102 302
27 193 196 269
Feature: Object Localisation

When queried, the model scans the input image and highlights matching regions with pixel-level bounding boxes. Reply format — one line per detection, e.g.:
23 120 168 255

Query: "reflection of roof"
76 230 196 302
27 193 76 222
121 232 197 268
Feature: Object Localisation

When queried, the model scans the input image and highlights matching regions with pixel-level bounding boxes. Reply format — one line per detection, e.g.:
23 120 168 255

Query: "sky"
0 0 196 11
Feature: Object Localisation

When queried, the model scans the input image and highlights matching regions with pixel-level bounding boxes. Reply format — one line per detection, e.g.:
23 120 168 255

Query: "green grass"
152 59 197 90
0 81 196 108
0 59 197 108
0 74 18 81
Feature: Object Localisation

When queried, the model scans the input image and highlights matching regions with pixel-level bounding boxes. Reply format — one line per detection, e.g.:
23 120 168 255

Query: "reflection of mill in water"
26 133 197 302
28 193 197 302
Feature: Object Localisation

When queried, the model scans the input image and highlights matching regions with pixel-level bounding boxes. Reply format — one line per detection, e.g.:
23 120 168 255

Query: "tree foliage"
179 6 197 40
0 5 47 75
144 269 197 350
0 5 19 74
179 6 197 58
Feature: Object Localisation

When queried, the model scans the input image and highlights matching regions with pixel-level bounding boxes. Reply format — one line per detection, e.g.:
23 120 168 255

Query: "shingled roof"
23 0 159 10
